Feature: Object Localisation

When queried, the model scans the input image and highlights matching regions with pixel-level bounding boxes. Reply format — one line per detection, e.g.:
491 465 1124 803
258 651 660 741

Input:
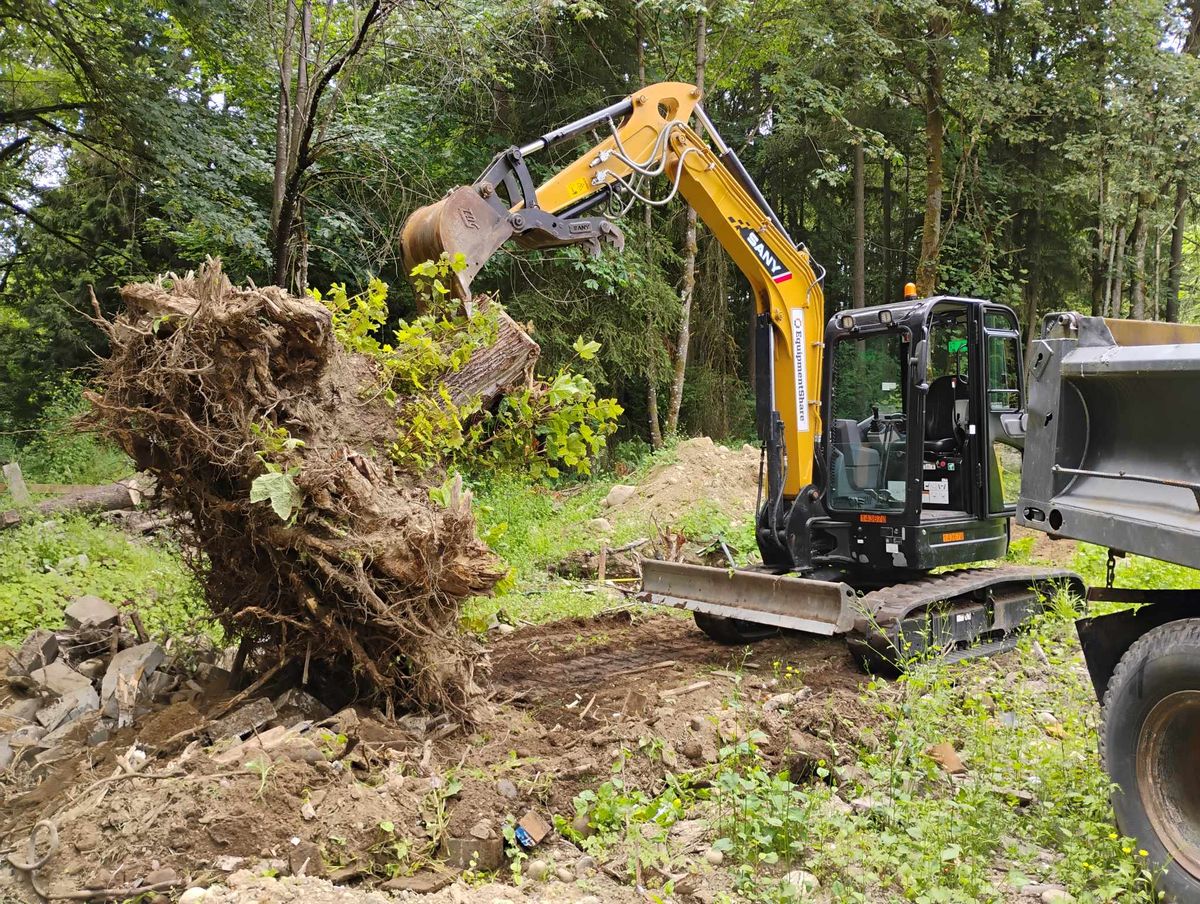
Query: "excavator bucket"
400 186 515 302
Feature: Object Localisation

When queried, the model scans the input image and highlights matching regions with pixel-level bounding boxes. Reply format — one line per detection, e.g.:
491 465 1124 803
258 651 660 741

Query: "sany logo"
739 227 792 284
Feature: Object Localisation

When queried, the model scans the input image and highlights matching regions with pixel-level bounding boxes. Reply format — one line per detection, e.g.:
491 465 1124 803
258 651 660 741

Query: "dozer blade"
400 186 515 302
639 560 858 636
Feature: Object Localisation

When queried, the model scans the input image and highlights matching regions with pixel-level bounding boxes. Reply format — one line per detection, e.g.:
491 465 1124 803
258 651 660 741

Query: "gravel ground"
188 870 637 904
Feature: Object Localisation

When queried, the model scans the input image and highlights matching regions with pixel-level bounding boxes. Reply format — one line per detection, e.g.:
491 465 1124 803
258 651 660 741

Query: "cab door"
982 307 1024 515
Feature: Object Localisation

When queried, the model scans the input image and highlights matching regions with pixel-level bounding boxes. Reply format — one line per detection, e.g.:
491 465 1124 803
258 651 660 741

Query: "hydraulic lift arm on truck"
402 83 1080 668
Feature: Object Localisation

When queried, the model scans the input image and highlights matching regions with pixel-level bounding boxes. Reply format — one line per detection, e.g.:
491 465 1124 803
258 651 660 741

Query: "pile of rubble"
1 595 188 772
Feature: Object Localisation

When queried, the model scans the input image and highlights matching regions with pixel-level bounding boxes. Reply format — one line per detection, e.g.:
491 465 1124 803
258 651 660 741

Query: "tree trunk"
1110 220 1127 318
270 0 297 250
1167 177 1188 323
853 140 866 309
1090 161 1106 317
1 483 142 531
882 155 893 302
915 51 945 296
665 8 706 435
1130 197 1150 320
637 17 664 450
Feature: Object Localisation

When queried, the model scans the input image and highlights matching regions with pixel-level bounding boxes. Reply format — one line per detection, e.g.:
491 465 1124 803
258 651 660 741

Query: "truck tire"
1100 618 1200 903
693 612 777 644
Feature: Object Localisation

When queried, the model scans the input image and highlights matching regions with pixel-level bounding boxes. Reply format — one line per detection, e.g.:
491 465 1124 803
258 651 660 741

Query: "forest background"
2 0 1199 460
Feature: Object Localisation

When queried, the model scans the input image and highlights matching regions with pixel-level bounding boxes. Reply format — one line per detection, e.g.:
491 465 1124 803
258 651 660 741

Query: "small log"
1 481 142 530
443 306 540 410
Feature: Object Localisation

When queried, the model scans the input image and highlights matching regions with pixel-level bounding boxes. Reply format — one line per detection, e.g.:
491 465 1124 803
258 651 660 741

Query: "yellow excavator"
401 82 1079 668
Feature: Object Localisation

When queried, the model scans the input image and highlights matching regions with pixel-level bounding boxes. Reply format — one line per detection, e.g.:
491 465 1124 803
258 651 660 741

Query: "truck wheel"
693 612 777 644
1101 618 1200 902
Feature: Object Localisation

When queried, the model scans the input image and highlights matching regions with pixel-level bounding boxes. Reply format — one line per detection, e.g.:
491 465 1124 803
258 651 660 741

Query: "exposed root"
85 259 506 720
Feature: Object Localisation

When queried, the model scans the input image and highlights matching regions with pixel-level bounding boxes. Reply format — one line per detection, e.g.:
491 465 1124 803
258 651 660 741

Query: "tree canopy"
2 0 1198 443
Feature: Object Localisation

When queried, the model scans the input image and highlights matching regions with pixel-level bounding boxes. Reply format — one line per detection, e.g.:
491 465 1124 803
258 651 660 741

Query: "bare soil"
1 613 879 903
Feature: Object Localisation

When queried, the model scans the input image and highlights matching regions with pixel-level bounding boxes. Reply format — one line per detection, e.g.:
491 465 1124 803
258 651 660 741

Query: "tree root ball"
84 259 507 719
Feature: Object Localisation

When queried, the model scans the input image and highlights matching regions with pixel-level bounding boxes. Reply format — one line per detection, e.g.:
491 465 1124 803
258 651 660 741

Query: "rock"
31 660 92 696
680 740 704 763
207 697 277 741
688 715 706 732
496 623 516 635
382 872 456 893
850 795 888 814
7 629 59 677
764 689 810 712
0 736 12 771
0 696 43 723
603 484 637 508
925 742 967 775
88 722 113 746
74 658 107 680
574 855 596 877
784 732 834 782
469 819 493 841
496 777 518 799
36 684 99 730
144 867 178 886
289 840 323 877
273 688 332 726
100 642 165 725
586 517 613 533
1041 891 1075 904
554 866 574 883
570 812 593 839
8 723 47 746
1036 711 1058 726
300 802 317 821
64 595 119 630
213 856 246 872
782 869 820 895
442 835 504 871
526 859 550 881
704 848 724 866
178 888 208 904
73 824 103 853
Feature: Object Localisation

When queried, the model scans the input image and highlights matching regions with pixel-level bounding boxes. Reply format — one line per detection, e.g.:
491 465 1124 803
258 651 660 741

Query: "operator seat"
925 375 965 455
833 419 881 489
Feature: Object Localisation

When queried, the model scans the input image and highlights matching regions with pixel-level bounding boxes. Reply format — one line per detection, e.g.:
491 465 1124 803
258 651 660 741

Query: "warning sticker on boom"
739 227 793 284
791 310 809 431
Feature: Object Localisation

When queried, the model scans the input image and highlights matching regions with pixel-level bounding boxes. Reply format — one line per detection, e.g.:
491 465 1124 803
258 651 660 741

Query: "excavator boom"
400 82 825 518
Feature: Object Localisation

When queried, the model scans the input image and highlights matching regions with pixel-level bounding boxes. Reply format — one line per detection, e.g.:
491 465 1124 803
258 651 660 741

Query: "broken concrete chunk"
100 642 165 725
7 629 59 677
208 697 277 741
64 595 120 630
0 696 43 723
8 723 47 747
31 660 92 696
273 688 332 726
442 834 504 871
36 685 99 731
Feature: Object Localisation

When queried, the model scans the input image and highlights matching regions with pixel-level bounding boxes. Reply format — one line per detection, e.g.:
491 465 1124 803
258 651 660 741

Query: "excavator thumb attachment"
400 186 516 302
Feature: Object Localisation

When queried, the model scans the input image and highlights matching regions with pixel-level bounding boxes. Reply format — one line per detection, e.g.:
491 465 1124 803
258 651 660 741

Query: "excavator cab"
812 297 1026 577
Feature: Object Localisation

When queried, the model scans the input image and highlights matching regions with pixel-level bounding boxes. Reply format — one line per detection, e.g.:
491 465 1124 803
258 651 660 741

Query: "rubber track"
857 565 1084 628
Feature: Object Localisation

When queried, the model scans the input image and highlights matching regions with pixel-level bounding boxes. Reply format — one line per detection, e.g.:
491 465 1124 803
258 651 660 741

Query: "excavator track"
847 566 1085 673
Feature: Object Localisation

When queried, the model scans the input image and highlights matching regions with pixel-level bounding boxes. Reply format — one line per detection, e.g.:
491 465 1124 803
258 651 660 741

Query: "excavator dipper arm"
400 83 826 525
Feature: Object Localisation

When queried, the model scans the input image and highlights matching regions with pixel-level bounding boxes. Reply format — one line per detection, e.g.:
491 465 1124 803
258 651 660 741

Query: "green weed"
0 514 210 643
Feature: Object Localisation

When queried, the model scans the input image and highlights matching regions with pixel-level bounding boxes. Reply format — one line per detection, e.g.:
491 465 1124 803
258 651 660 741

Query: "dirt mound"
84 260 505 718
607 436 760 526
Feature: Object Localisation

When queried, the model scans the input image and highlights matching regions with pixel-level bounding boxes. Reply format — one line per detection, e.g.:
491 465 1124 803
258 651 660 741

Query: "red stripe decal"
773 272 793 284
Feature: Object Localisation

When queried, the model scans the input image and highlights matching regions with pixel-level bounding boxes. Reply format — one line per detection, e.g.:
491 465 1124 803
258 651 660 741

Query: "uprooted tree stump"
84 260 533 719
